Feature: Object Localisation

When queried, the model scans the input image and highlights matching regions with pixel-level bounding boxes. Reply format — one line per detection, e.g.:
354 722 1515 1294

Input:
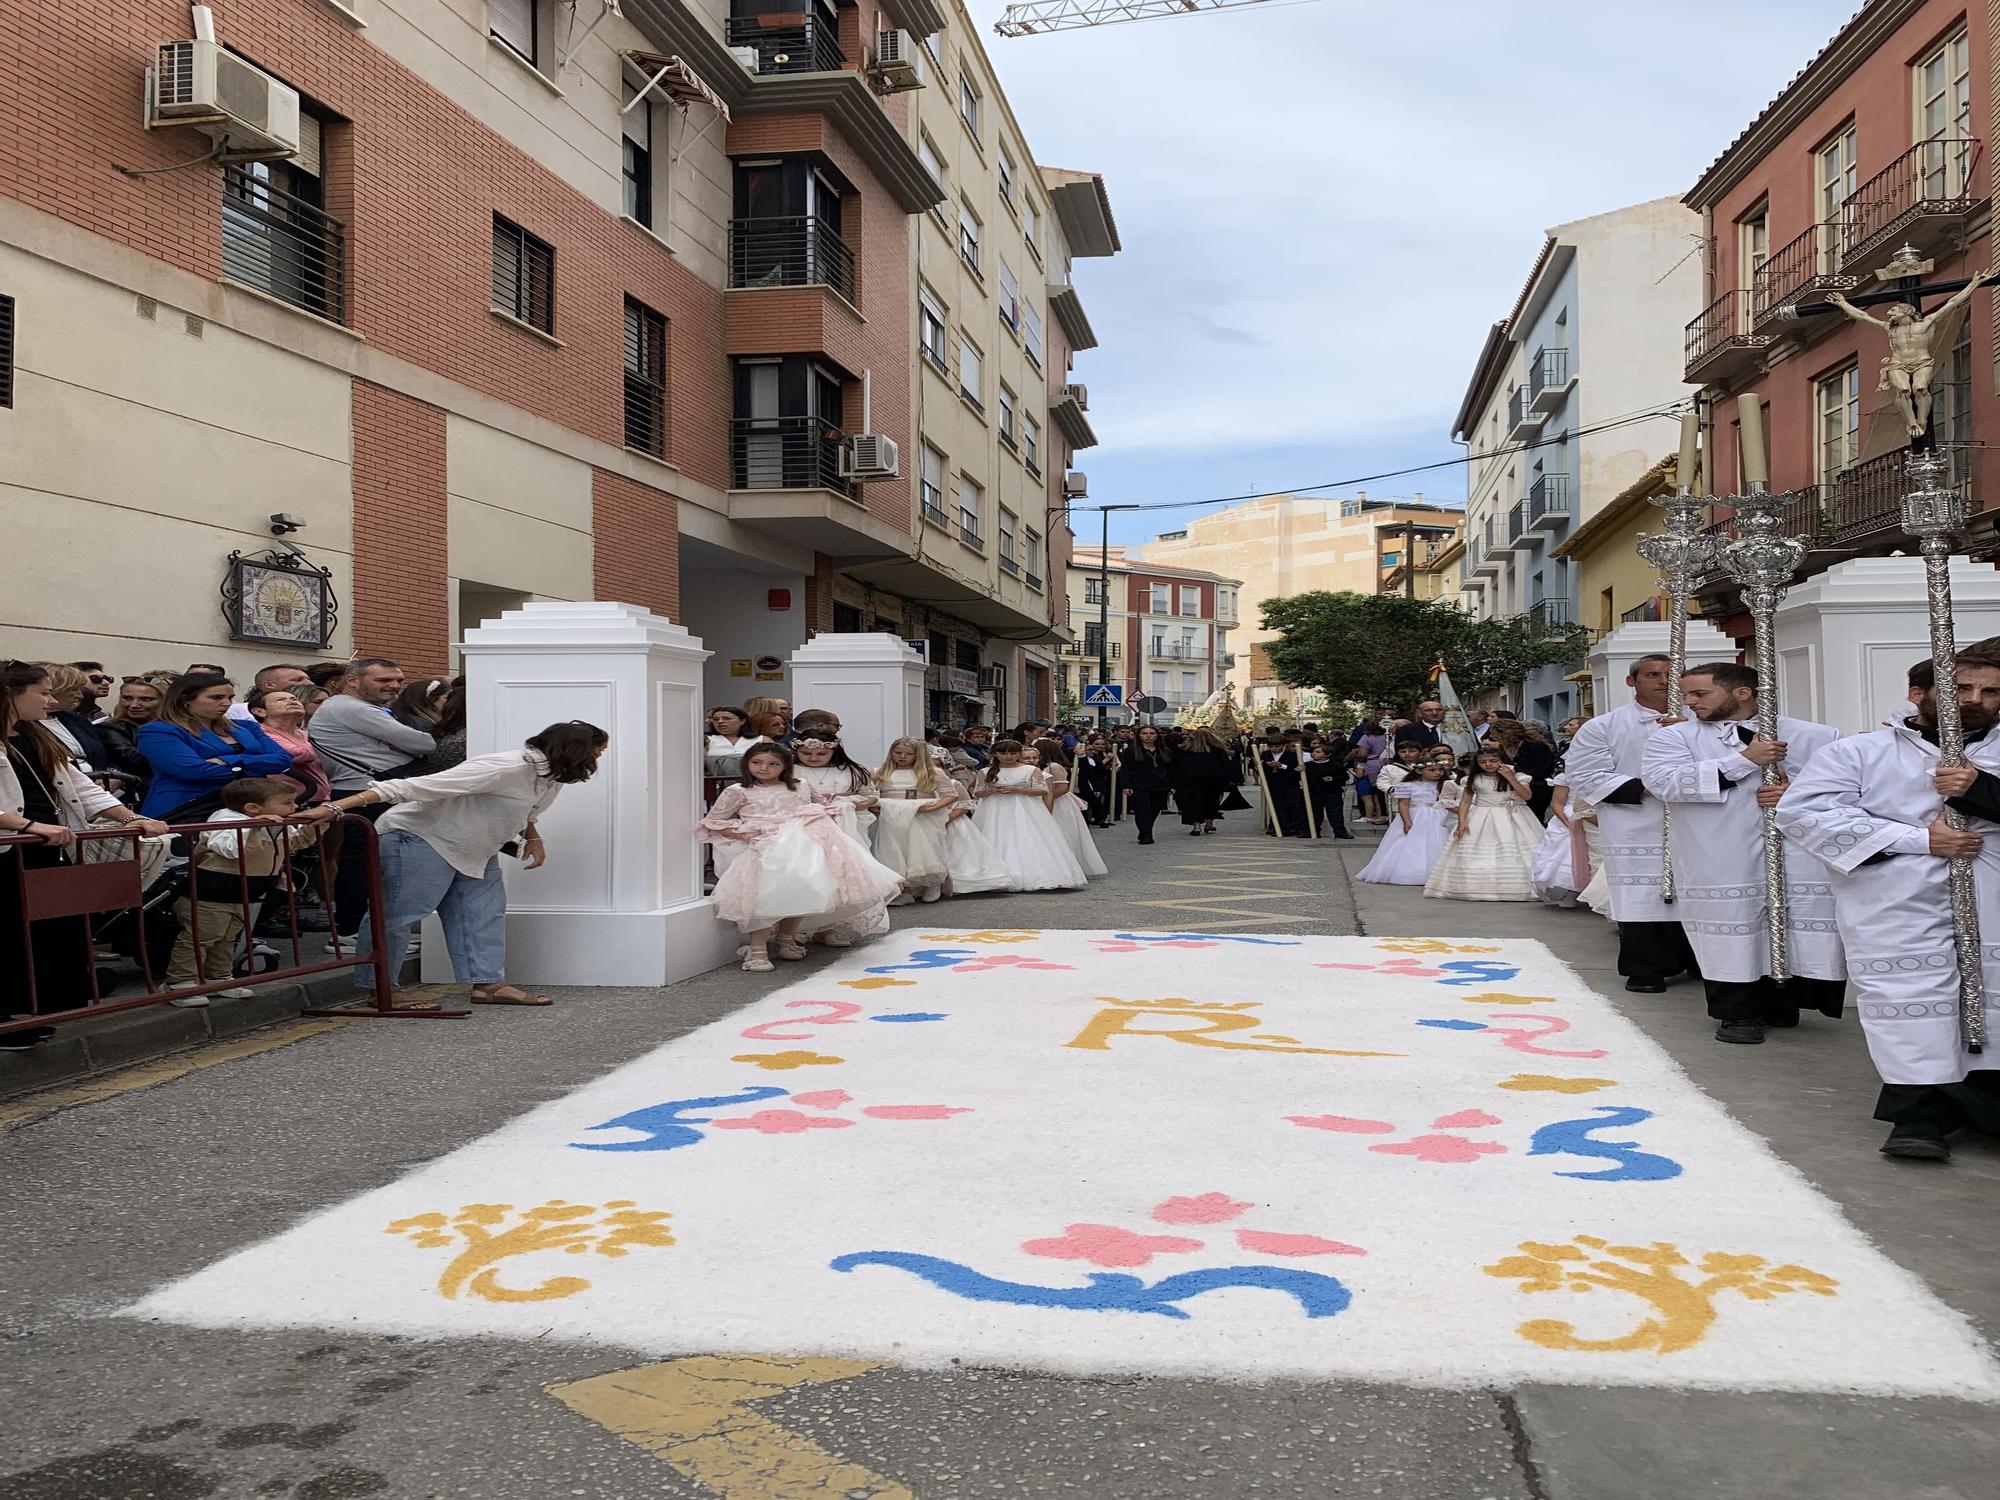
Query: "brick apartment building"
1062 547 1239 722
1684 0 1993 638
0 0 1112 720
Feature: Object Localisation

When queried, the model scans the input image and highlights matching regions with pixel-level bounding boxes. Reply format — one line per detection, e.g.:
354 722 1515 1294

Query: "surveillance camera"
269 513 305 535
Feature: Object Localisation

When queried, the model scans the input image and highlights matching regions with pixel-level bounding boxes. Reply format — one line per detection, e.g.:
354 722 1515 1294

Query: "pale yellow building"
1138 493 1464 709
1552 455 1678 714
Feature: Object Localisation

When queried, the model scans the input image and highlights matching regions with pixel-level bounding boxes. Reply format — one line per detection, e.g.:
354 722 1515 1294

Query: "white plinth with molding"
1586 618 1737 711
423 601 738 988
786 632 927 770
1774 555 2000 735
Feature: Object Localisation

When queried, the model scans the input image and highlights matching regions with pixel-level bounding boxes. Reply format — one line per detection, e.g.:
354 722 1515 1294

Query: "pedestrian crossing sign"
1081 683 1123 706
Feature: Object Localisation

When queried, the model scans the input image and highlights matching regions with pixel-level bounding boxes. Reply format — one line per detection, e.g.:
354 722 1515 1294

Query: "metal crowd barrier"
1 810 467 1037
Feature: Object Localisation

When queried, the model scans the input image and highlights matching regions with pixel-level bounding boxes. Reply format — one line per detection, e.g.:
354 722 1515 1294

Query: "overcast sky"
966 0 1858 544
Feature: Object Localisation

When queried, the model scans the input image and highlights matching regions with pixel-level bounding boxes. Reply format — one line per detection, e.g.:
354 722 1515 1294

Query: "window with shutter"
623 297 668 456
492 214 555 332
490 0 537 65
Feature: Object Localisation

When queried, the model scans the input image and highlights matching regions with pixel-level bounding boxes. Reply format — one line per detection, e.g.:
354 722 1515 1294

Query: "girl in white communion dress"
972 741 1087 892
870 737 956 904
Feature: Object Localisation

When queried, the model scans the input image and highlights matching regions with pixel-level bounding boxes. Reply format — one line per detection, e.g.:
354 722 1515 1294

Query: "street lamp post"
1093 504 1143 729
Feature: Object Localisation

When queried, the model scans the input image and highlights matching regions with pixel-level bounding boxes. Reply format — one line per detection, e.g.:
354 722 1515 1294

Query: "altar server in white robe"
1776 648 2000 1162
1643 662 1845 1045
1561 654 1698 993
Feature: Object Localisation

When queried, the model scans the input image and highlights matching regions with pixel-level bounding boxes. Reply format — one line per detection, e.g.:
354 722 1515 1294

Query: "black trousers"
1308 792 1349 837
1704 975 1846 1024
1875 1072 2000 1136
1128 789 1169 842
1616 921 1698 983
330 801 388 937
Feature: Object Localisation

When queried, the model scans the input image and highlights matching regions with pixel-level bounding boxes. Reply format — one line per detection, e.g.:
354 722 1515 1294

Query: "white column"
787 632 927 770
434 601 739 987
1586 618 1736 710
1774 556 2000 735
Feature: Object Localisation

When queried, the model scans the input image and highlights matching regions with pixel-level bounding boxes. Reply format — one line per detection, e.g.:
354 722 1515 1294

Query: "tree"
1259 592 1591 708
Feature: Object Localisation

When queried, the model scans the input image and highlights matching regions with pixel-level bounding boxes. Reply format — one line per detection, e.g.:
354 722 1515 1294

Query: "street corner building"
0 0 1121 724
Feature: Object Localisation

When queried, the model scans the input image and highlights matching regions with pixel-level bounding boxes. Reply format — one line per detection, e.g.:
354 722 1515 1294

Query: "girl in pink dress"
699 743 903 972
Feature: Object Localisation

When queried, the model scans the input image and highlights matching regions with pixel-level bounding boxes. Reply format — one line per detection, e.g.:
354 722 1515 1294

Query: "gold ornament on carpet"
1483 1235 1837 1354
386 1200 674 1303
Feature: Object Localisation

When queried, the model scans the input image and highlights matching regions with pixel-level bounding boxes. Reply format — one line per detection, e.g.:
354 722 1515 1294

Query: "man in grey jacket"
309 658 435 938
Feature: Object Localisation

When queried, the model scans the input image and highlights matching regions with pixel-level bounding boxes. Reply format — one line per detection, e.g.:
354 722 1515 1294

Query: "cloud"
971 0 1854 464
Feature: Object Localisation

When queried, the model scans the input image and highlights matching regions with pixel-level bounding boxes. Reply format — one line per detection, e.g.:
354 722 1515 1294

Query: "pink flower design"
789 1090 854 1111
1368 1133 1507 1164
709 1110 855 1135
1020 1222 1205 1268
1093 939 1217 953
1285 1114 1396 1134
1151 1192 1252 1225
1431 1108 1503 1129
859 1105 971 1120
1234 1230 1367 1258
955 955 1075 973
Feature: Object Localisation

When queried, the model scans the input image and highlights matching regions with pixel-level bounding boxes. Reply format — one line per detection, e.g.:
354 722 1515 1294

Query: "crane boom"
995 0 1273 37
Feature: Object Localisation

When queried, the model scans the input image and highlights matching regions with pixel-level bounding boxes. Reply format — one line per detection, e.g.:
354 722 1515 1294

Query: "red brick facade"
350 382 448 670
592 468 681 621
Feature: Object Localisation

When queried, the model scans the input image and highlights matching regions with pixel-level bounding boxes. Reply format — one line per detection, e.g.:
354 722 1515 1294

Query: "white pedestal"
1774 555 2000 735
424 601 739 988
1586 618 1736 712
787 632 927 771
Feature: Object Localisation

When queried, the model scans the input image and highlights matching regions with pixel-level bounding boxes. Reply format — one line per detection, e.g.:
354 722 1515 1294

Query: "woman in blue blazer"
136 673 296 817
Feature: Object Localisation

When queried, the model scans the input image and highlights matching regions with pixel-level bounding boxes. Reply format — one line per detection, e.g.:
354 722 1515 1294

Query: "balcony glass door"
733 357 847 490
1916 30 1971 196
1816 125 1856 272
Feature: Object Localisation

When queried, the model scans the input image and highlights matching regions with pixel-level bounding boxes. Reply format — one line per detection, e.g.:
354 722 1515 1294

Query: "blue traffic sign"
1081 683 1123 706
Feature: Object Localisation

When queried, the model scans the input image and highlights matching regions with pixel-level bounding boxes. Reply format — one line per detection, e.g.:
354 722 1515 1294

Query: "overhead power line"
995 0 1278 37
1067 404 1684 515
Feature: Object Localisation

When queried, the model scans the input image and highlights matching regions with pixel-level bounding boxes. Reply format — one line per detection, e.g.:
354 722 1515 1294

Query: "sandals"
740 944 775 972
772 938 810 961
470 984 553 1007
815 929 854 948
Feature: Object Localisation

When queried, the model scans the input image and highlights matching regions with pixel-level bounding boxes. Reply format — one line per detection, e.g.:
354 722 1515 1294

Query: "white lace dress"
940 779 1014 895
973 766 1088 890
1423 775 1543 902
698 782 903 931
871 768 954 900
1356 781 1452 885
1042 766 1108 878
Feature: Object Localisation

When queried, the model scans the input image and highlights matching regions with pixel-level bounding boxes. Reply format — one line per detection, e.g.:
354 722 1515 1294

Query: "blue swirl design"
1527 1105 1683 1182
829 1251 1352 1320
571 1086 789 1152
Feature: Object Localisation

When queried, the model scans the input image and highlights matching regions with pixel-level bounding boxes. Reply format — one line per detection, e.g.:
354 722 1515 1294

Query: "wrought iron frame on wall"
220 547 340 650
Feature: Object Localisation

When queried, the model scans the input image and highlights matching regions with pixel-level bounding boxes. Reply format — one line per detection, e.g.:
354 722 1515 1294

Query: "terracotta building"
1683 0 1992 637
0 0 1099 718
1062 547 1238 721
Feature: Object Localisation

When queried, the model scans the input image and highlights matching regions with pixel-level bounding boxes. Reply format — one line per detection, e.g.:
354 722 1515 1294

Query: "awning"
622 50 730 120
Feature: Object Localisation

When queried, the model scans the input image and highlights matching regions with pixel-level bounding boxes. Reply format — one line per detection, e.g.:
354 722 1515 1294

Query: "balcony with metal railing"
221 165 346 323
1685 289 1773 383
729 216 857 304
1060 640 1122 658
724 13 845 75
1506 385 1544 440
1751 222 1859 326
1827 446 1971 544
1841 137 1985 272
1620 597 1665 625
1146 643 1210 661
1528 347 1573 413
1527 473 1570 532
731 415 849 495
1525 598 1576 633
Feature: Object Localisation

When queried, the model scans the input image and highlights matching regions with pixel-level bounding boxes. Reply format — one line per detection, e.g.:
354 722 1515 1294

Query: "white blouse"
370 749 567 878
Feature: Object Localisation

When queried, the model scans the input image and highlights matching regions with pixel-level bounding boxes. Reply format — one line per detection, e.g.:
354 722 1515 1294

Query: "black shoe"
1335 833 1355 840
0 1026 56 1051
1137 836 1154 845
1760 1007 1801 1029
1880 1127 1951 1161
1624 978 1667 994
1715 1020 1765 1045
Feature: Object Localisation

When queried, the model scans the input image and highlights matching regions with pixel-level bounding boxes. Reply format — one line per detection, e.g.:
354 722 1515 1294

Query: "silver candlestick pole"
1902 448 1986 1054
1635 485 1719 904
1715 482 1808 983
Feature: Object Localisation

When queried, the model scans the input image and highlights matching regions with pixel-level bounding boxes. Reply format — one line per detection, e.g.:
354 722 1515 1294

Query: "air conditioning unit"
1064 382 1089 411
149 39 300 161
728 45 761 73
979 666 1005 690
1063 471 1089 499
873 29 921 90
840 433 901 481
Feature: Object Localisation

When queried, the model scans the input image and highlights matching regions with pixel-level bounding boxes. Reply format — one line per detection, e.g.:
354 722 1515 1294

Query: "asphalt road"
2 806 1995 1500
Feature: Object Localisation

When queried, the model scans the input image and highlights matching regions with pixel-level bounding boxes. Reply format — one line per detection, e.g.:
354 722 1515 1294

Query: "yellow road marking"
0 1017 353 1132
549 1354 911 1499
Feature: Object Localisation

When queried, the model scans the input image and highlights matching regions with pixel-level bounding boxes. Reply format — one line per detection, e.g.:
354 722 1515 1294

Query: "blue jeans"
357 830 507 987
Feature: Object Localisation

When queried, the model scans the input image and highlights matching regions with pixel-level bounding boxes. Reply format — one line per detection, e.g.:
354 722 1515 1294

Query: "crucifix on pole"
1783 244 1989 446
